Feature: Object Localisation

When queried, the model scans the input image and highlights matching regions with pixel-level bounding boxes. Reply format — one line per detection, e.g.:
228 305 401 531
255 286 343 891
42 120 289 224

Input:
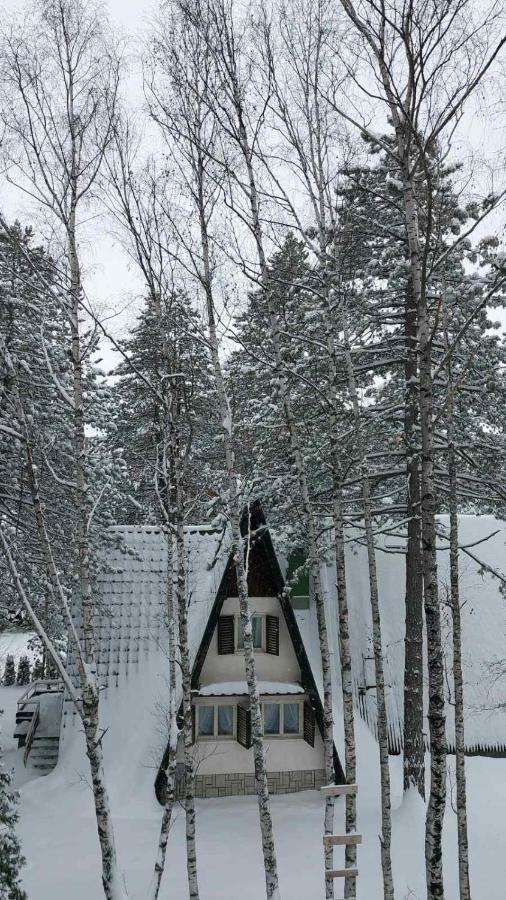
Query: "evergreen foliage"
15 657 30 687
2 659 15 688
0 714 27 900
109 288 220 524
31 658 44 681
0 217 130 648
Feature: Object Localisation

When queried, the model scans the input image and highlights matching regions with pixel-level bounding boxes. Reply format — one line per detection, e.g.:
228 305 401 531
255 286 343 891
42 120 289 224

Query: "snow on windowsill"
197 681 305 697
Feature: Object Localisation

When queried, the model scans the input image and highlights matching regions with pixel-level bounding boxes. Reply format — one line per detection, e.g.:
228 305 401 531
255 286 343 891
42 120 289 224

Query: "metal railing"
17 679 63 709
23 704 40 767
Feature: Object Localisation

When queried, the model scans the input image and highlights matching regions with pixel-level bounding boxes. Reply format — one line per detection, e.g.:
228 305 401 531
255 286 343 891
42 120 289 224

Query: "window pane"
238 616 262 650
198 706 214 736
252 616 263 648
218 705 233 736
264 703 280 734
283 703 300 735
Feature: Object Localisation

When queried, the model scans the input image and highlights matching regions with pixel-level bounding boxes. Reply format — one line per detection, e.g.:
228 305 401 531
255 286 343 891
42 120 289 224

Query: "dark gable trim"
155 501 344 803
251 509 344 785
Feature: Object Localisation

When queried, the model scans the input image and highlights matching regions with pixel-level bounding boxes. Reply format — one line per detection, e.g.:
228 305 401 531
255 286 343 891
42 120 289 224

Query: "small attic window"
286 551 310 610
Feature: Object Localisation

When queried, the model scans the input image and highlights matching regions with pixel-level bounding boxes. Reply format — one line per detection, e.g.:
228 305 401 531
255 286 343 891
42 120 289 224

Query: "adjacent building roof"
91 524 229 692
308 514 506 755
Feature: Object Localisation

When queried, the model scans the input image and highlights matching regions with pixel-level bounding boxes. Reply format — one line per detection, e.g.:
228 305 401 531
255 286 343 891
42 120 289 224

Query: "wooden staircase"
14 680 64 774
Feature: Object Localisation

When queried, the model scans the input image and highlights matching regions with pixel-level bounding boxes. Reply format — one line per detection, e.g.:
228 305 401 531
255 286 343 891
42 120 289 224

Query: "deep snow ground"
10 743 506 899
1 637 503 900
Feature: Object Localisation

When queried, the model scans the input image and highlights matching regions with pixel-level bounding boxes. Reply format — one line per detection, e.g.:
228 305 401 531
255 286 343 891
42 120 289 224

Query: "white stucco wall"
188 692 325 774
191 596 325 775
199 596 302 686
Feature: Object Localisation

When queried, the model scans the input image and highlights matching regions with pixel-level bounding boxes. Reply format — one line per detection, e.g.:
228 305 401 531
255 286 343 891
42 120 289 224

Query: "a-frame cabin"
156 503 342 801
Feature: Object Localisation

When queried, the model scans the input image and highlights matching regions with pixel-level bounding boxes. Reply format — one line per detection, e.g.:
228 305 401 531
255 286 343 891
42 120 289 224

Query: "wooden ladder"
321 783 361 896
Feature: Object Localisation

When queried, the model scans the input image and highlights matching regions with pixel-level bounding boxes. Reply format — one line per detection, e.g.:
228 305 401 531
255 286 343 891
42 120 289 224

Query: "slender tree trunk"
67 194 127 899
331 474 358 900
150 539 179 900
176 513 200 900
324 288 357 899
149 275 200 897
403 277 425 798
342 315 394 899
448 408 471 900
83 714 128 900
198 185 280 899
229 82 338 895
401 178 446 898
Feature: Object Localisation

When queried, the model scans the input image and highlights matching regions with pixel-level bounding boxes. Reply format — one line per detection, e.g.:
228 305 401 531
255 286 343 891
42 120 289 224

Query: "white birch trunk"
67 213 128 900
149 538 179 900
226 68 336 896
447 371 471 900
198 186 280 899
176 514 200 900
403 278 425 797
342 314 394 899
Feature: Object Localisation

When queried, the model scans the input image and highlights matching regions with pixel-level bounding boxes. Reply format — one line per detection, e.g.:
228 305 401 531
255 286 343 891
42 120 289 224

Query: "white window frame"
261 699 303 738
236 614 265 653
196 701 236 740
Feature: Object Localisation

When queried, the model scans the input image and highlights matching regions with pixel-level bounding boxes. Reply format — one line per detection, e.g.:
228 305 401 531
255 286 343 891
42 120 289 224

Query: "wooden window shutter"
236 704 252 749
303 701 315 747
191 705 196 744
217 615 235 654
265 614 279 655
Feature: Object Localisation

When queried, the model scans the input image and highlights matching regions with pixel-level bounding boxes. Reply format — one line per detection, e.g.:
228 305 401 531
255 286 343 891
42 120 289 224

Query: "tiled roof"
69 525 229 693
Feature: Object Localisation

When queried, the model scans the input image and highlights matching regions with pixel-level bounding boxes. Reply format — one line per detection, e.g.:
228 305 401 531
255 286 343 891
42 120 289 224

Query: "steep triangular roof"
155 501 343 798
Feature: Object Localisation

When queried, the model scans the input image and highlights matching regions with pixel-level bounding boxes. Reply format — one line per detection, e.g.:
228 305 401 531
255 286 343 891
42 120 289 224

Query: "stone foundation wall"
176 768 325 799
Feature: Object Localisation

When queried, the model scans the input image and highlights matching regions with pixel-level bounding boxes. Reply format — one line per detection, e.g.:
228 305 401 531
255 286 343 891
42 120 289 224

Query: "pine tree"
2 658 15 688
15 657 30 687
32 658 44 681
0 715 27 900
109 288 218 526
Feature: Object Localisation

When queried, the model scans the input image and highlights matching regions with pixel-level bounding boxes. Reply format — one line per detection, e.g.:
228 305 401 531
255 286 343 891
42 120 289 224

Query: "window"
197 704 235 739
237 615 263 650
261 701 302 737
198 705 214 737
283 702 300 735
218 705 234 736
264 703 280 734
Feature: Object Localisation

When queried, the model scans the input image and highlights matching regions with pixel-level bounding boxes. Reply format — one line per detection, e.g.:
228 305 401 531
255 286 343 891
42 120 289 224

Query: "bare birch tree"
327 3 506 895
340 305 394 899
254 5 363 891
444 322 471 900
146 7 282 896
104 122 206 898
0 2 127 897
173 2 354 893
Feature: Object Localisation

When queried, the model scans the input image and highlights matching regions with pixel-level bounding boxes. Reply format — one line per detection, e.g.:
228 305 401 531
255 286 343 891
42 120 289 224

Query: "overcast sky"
1 0 505 370
0 0 157 367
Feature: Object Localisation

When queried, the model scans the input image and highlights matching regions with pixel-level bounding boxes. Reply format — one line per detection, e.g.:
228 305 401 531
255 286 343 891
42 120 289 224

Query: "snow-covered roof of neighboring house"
91 524 229 691
297 514 506 755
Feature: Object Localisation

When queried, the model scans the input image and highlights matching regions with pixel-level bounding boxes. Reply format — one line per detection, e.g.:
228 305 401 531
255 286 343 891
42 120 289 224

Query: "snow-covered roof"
91 524 229 691
198 681 305 696
298 515 506 755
